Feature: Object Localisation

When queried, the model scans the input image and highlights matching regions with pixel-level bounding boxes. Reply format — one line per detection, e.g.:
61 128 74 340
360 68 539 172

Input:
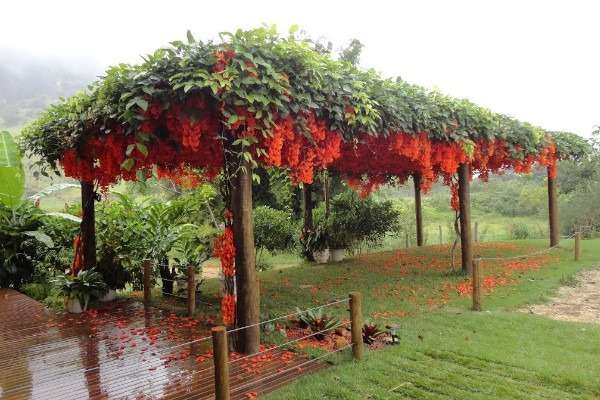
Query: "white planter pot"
313 249 330 264
100 289 116 302
330 248 346 262
66 297 83 314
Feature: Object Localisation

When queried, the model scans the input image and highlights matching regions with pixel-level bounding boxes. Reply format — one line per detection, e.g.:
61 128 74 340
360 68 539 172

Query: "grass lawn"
255 238 600 399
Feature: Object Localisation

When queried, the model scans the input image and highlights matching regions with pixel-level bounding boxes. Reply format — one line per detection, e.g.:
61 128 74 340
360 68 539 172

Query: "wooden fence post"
212 326 230 400
349 292 363 361
187 265 196 317
143 260 152 304
414 173 424 247
472 258 482 311
574 232 581 261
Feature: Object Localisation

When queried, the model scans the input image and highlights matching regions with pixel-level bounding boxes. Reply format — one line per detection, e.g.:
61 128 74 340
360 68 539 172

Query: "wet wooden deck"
0 289 327 400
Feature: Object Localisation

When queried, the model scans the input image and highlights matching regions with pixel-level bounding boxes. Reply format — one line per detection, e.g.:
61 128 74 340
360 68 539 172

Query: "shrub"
254 206 297 254
326 190 400 249
509 222 530 239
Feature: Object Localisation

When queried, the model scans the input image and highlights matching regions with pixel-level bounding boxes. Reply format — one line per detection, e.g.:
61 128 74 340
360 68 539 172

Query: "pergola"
22 28 589 354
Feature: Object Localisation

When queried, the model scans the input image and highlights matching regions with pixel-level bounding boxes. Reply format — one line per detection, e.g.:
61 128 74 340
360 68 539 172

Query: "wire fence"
1 295 357 400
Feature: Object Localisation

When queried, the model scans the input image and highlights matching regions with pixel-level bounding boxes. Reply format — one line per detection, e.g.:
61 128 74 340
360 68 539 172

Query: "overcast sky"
2 0 597 136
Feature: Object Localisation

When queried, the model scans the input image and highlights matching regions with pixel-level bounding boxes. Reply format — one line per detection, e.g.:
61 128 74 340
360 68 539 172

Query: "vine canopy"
20 26 588 193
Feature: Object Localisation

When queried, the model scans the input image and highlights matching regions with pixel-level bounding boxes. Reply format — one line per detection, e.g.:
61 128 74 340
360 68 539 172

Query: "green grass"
257 238 600 399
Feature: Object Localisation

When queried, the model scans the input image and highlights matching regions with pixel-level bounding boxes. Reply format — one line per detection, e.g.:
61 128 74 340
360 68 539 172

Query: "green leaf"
24 230 54 247
121 158 135 171
136 142 149 157
0 131 25 207
228 114 239 125
135 98 149 111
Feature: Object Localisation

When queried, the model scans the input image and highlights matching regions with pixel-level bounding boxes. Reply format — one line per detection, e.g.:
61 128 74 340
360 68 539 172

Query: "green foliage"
0 131 25 207
509 222 531 239
296 306 339 340
254 205 297 253
21 27 565 176
0 202 54 288
470 176 546 217
326 190 401 249
53 268 107 310
560 180 600 235
170 224 214 268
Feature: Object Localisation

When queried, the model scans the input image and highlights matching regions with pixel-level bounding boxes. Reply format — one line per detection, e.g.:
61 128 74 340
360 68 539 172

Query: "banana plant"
0 131 25 207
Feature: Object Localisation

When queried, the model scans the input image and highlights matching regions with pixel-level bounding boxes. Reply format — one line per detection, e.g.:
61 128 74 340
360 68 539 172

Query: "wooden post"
472 258 482 311
143 260 152 304
439 225 443 244
458 163 473 274
574 232 581 261
405 232 409 248
349 292 363 361
80 181 96 269
414 173 424 247
187 265 196 317
211 326 230 400
474 221 479 243
231 158 260 354
547 167 559 247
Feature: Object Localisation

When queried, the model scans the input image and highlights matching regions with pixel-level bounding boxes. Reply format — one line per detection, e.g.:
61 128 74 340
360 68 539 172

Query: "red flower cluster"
213 225 236 278
221 294 236 326
258 112 342 184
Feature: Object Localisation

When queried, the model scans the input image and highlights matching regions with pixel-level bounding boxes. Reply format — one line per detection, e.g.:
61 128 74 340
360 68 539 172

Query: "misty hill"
0 48 98 129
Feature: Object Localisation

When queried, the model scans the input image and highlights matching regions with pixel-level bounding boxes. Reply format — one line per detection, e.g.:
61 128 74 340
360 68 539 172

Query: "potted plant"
304 225 330 264
96 252 131 302
54 269 107 313
328 229 352 262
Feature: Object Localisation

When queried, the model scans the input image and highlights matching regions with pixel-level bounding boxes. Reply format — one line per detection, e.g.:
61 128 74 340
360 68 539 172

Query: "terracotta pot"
313 249 330 264
330 248 346 262
66 297 83 314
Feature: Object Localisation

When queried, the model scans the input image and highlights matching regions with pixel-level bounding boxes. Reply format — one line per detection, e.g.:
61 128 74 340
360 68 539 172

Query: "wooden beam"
80 181 96 269
230 158 260 354
458 164 473 274
547 167 559 247
413 173 424 247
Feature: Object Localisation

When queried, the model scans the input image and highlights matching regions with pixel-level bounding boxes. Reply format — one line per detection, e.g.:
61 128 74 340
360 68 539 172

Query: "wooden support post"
474 221 479 243
472 258 482 311
143 260 152 304
547 167 559 247
414 173 424 247
231 158 260 354
574 232 581 261
458 163 473 274
80 181 96 269
405 232 409 249
187 265 196 317
212 326 230 400
349 292 363 361
439 225 443 244
303 184 313 232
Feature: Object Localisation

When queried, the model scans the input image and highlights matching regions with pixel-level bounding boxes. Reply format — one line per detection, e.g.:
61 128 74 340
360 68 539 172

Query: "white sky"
2 0 598 136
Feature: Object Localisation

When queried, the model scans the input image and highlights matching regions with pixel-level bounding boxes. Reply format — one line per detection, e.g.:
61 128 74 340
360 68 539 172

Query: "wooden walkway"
0 289 327 400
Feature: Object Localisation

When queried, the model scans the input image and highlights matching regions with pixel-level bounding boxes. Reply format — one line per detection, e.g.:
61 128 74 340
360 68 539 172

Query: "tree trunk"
458 164 473 274
413 173 423 247
231 158 260 354
547 167 559 247
80 181 96 270
303 184 314 231
302 184 315 261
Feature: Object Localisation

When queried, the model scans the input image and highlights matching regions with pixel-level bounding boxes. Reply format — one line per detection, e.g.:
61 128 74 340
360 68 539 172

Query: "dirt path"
525 268 600 324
